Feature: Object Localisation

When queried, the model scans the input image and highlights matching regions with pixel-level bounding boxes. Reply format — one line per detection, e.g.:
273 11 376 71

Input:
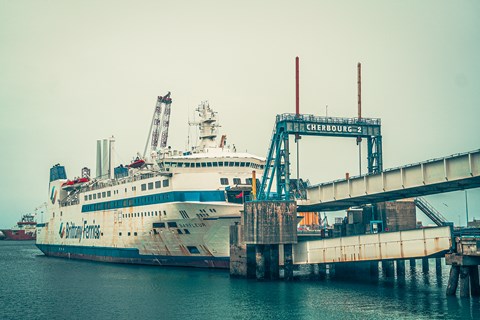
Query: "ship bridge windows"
233 178 241 185
220 178 229 185
167 222 178 228
201 162 207 168
218 162 224 167
207 162 212 167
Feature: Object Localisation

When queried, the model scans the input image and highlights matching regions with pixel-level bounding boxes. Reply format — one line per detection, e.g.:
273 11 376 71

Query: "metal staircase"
414 197 449 226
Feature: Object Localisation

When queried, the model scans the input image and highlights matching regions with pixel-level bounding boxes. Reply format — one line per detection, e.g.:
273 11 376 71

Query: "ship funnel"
96 136 115 179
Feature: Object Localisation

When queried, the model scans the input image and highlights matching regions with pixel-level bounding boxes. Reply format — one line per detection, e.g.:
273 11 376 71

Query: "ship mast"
189 101 220 152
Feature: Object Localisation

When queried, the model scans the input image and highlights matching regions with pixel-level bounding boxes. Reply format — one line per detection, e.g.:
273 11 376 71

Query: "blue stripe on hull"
36 244 229 269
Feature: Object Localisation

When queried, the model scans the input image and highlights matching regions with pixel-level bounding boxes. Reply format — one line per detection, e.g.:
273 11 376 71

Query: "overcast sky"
1 0 479 228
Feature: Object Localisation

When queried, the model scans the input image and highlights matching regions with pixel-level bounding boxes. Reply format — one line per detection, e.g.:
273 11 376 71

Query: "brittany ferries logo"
50 186 57 204
59 221 101 240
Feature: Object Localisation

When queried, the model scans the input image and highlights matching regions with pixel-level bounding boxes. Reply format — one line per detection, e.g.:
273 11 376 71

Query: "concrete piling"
396 260 406 277
470 266 480 297
409 258 416 268
446 266 460 296
422 258 429 273
284 244 294 281
255 245 266 280
459 266 471 298
382 260 394 277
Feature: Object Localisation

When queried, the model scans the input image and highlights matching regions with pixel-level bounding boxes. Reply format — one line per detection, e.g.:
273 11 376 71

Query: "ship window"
229 162 234 166
246 178 252 185
89 194 92 200
177 229 183 234
148 182 154 190
102 192 106 197
153 222 165 228
128 232 131 236
184 229 190 234
212 162 218 167
187 246 200 254
163 210 166 216
233 178 241 185
107 191 111 197
167 222 177 228
184 163 190 167
98 193 101 198
207 162 212 167
125 188 127 193
163 180 169 187
155 211 158 216
119 232 122 236
201 162 206 167
234 162 240 167
240 162 245 167
218 162 224 167
155 181 161 188
93 194 96 200
84 195 88 201
141 184 146 191
220 178 229 185
178 162 184 167
194 163 199 167
134 232 138 236
212 209 216 212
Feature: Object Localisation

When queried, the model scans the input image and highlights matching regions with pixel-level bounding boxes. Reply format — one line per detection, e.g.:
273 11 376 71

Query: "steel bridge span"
298 149 480 212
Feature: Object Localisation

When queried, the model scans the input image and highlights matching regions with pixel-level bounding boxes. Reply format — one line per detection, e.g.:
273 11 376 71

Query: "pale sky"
1 0 479 228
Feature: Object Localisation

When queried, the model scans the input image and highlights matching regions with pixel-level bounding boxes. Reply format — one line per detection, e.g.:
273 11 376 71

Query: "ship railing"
79 170 172 193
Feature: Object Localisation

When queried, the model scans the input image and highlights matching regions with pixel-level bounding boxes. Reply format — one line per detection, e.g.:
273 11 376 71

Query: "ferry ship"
36 94 265 268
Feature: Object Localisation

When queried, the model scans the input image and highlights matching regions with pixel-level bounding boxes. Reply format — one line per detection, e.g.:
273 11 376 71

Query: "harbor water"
0 241 478 320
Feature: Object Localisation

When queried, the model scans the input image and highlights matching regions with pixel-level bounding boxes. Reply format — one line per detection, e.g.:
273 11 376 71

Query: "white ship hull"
37 99 265 268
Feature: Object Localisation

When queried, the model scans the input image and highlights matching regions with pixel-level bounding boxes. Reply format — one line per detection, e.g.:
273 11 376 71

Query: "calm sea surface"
0 241 478 320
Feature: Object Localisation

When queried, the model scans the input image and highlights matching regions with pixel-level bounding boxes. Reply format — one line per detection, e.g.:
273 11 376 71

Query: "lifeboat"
61 177 90 190
127 159 145 169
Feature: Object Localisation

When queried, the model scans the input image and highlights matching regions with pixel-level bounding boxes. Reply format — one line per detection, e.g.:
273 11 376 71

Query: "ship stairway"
414 197 449 227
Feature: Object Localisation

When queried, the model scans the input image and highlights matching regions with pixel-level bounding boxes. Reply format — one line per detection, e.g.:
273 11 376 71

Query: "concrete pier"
445 236 480 297
230 201 297 281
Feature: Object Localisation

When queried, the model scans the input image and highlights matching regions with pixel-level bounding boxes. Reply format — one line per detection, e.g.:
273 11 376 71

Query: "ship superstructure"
36 95 265 268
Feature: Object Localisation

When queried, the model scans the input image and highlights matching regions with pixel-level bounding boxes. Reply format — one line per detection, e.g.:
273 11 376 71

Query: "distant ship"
36 94 265 268
1 214 37 240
